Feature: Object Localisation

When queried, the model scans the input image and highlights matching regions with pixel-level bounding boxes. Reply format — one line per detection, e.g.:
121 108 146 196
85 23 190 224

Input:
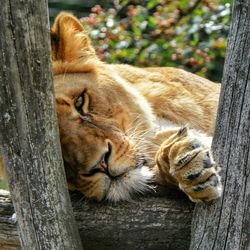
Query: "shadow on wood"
0 187 193 250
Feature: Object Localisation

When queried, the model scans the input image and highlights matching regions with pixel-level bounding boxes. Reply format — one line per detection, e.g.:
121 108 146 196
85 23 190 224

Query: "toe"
180 172 222 202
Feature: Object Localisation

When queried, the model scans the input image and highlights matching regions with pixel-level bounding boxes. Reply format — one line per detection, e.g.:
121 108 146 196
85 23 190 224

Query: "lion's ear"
51 12 96 64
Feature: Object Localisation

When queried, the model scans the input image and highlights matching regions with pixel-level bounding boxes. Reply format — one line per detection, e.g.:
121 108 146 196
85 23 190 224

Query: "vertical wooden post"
0 1 83 249
190 1 250 249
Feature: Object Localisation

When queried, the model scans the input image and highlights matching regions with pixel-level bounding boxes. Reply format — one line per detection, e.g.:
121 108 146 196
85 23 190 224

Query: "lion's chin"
105 166 155 202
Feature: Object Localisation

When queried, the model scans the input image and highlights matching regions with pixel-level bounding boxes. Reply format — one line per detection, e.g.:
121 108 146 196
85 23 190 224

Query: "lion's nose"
93 142 112 175
95 157 108 173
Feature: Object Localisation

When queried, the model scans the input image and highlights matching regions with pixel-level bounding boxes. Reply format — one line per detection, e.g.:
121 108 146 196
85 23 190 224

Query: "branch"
0 188 194 250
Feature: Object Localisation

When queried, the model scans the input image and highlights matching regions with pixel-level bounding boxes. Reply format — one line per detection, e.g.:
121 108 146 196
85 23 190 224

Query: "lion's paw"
157 127 222 203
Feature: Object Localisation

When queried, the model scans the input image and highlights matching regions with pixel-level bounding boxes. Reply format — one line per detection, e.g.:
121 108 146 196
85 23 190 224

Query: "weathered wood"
0 188 194 250
0 190 20 250
190 1 250 249
0 1 82 250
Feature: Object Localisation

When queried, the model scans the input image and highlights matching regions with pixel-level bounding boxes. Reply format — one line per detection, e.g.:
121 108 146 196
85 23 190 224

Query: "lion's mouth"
99 143 155 202
81 143 155 202
105 164 154 202
104 152 155 202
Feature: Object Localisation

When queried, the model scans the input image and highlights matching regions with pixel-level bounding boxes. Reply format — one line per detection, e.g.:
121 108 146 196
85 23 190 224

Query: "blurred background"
49 0 232 82
0 0 232 189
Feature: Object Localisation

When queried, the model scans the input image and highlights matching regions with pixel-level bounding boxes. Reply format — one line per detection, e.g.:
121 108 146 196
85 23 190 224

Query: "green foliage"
81 0 232 81
0 179 8 190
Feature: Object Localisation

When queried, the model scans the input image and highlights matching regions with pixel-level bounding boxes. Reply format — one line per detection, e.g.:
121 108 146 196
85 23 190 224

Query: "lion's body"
0 13 222 203
110 64 220 134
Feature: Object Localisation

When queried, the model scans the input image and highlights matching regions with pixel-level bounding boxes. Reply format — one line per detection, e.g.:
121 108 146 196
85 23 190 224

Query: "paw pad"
203 151 213 168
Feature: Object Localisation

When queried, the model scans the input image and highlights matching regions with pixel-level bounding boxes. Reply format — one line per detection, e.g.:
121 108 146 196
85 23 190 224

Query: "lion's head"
51 13 155 202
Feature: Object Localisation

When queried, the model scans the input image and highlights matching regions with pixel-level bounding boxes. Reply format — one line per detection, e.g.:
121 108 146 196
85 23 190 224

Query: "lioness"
0 13 222 203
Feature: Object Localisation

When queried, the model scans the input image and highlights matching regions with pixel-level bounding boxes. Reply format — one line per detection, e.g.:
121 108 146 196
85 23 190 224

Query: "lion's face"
54 72 154 201
52 13 154 202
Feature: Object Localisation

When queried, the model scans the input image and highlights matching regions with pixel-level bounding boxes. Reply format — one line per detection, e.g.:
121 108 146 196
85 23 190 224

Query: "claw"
177 126 188 137
186 172 201 180
203 151 213 168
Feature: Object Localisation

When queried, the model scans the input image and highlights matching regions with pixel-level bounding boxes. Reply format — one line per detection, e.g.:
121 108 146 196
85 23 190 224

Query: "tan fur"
113 65 220 135
0 13 222 202
0 156 7 182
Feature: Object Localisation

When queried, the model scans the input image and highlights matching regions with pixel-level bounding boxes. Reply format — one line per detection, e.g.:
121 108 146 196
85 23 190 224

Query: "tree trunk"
0 188 193 250
0 1 82 250
190 1 250 249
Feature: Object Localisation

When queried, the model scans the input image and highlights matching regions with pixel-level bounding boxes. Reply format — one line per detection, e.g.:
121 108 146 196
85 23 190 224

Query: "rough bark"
0 188 194 250
0 190 20 250
0 1 82 250
190 1 250 249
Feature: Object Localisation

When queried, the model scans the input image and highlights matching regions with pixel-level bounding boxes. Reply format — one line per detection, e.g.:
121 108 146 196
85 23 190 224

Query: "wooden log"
0 190 20 250
190 1 250 249
0 1 82 249
0 188 194 250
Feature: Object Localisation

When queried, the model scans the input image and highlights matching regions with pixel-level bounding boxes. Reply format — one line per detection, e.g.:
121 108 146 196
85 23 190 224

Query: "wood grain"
0 1 82 249
190 1 250 249
0 188 194 250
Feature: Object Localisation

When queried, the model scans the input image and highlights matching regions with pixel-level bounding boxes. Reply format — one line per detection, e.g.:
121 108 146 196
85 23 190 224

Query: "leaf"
147 0 158 10
179 0 189 10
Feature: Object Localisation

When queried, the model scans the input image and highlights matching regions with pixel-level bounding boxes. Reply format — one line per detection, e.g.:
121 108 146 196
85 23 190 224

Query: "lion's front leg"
155 127 222 202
